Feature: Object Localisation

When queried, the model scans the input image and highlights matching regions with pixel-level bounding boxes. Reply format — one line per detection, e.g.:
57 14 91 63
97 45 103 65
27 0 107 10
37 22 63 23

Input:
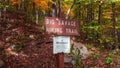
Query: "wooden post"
58 53 64 68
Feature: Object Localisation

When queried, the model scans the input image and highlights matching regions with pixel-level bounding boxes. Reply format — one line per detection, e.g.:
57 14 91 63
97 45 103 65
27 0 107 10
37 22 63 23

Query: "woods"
0 0 120 68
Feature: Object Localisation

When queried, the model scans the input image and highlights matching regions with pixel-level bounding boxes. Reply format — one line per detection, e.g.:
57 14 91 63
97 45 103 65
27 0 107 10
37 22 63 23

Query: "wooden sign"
44 17 80 68
44 17 79 36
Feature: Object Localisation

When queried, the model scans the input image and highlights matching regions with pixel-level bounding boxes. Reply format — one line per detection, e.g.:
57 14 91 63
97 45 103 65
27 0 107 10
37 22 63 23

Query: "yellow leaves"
62 3 74 18
10 0 21 5
62 3 70 13
112 0 120 2
99 35 114 44
103 12 112 19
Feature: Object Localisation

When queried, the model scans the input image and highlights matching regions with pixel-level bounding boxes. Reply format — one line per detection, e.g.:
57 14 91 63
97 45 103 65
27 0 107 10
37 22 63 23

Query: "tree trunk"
52 0 57 17
98 1 102 23
87 4 89 22
4 0 7 12
87 4 91 22
0 0 1 17
87 0 94 23
90 2 94 21
32 2 35 14
112 2 118 48
58 0 62 17
35 9 39 24
0 5 1 18
21 0 24 11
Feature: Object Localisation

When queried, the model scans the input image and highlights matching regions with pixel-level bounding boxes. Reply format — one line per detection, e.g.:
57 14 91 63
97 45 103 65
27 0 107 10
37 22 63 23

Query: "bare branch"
66 0 76 19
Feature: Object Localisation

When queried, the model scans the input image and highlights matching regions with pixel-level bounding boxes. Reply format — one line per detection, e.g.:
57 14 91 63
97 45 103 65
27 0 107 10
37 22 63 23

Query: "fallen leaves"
0 11 57 68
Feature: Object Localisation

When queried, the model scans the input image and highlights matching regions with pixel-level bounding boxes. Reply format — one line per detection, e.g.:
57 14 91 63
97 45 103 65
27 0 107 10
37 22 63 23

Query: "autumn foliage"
10 0 21 5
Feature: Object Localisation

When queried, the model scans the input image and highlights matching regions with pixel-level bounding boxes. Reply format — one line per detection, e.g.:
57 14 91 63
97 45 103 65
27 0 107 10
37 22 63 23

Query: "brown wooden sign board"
44 17 79 36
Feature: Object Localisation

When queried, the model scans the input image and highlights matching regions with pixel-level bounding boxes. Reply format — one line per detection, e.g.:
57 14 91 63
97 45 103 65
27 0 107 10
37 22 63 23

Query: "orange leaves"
10 0 52 11
10 0 21 5
32 0 52 10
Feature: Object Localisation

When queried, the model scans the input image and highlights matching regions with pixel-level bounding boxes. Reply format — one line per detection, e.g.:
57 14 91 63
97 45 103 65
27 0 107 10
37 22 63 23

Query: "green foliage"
106 57 113 64
0 2 10 9
0 3 4 8
26 13 35 23
12 42 24 52
75 54 82 68
80 21 101 43
70 45 82 68
99 35 115 47
64 0 73 4
93 53 100 60
90 53 100 60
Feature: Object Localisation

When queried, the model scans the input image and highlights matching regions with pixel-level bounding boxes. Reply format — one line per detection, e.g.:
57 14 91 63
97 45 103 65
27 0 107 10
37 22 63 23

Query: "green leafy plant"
106 57 113 64
75 54 82 68
70 45 82 68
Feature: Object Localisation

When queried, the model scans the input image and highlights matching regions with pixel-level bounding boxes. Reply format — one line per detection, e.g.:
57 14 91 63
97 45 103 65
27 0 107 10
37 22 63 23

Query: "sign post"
44 17 79 68
53 36 70 68
57 53 64 68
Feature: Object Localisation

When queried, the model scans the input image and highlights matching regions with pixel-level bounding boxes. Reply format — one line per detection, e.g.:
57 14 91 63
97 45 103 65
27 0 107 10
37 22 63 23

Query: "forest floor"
0 10 120 68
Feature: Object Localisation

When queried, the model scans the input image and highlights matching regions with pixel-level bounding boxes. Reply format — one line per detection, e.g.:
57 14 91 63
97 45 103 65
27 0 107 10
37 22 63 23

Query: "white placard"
53 36 70 54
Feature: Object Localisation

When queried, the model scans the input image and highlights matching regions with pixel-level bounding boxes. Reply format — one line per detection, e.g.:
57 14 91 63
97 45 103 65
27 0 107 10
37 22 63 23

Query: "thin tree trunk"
52 0 57 17
83 5 86 22
90 2 93 21
87 4 89 22
91 3 94 20
48 2 51 17
32 2 35 14
98 1 102 23
58 0 62 17
24 0 27 12
15 4 19 10
21 0 24 11
78 3 81 20
87 4 91 22
4 0 7 12
112 2 118 48
0 5 1 18
35 9 39 24
87 0 94 23
75 2 81 20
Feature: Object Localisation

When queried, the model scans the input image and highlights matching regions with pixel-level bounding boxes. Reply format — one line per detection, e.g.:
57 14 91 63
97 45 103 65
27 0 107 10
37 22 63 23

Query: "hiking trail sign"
44 17 79 68
44 17 79 36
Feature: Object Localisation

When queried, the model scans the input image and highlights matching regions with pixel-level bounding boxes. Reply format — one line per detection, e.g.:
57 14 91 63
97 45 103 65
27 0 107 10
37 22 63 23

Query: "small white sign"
53 36 70 54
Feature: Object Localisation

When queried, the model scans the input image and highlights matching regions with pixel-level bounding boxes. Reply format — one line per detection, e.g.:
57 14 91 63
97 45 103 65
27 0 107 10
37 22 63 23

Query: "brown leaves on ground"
0 10 57 68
